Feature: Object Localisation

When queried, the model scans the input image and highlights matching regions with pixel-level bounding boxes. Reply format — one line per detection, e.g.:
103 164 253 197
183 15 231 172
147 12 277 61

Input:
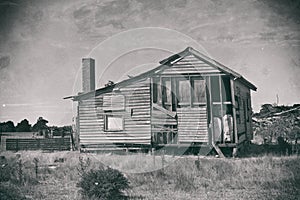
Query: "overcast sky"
0 0 299 126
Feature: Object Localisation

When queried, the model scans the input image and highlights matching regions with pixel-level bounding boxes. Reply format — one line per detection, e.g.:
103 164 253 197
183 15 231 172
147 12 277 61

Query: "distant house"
66 47 257 156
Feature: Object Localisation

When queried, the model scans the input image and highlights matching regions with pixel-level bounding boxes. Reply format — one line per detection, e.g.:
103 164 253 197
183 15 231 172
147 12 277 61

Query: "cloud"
0 55 10 70
0 1 19 6
1 0 300 125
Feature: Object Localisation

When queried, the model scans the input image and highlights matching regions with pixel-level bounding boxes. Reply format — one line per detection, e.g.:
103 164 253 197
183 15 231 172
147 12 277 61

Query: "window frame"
176 77 192 107
152 75 209 109
191 76 207 106
104 114 124 132
161 77 172 110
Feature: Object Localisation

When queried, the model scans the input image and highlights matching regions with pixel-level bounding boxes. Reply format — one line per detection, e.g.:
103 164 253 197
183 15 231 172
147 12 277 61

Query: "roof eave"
188 47 257 91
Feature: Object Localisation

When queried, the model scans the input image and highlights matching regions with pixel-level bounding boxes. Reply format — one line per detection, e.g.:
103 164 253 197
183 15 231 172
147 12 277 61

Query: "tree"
32 117 49 137
15 119 31 132
0 121 16 132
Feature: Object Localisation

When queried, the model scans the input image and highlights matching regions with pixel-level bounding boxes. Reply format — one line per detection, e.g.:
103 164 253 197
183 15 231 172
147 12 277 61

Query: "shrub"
174 171 196 192
0 165 11 182
0 157 15 182
0 183 27 200
77 167 130 200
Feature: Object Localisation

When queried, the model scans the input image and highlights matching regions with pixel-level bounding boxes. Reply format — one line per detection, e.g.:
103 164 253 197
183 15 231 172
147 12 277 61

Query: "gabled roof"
66 47 257 101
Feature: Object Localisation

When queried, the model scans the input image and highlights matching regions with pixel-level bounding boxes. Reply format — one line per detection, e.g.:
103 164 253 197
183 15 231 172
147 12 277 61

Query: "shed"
66 47 257 156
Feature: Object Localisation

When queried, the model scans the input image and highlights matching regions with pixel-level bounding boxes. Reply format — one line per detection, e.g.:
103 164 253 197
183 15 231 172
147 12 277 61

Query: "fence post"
33 158 39 179
195 155 200 170
16 139 19 152
152 148 155 167
161 150 165 173
37 139 40 150
59 138 64 151
18 159 23 184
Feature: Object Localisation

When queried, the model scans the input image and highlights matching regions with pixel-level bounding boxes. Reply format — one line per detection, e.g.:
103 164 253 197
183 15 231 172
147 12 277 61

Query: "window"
211 76 221 102
235 95 241 124
103 94 125 111
246 97 251 122
191 77 206 105
221 76 232 102
177 78 191 106
104 115 124 131
152 77 161 104
162 78 172 110
152 76 207 109
212 104 222 117
211 76 232 103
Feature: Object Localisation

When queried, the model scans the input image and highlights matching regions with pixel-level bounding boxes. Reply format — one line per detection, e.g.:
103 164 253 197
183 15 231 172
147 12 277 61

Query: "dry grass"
0 150 299 200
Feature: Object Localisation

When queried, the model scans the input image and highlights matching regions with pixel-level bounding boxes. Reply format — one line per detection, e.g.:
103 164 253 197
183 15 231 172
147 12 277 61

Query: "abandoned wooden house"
65 47 257 157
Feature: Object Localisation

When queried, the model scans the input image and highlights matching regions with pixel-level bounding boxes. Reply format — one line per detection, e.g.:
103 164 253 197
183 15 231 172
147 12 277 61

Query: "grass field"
0 150 299 200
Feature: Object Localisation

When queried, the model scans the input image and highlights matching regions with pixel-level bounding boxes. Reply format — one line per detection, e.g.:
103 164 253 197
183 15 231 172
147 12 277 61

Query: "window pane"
223 104 233 115
162 78 172 110
106 116 123 131
177 79 190 105
211 76 220 102
212 104 222 117
192 78 206 104
152 78 161 104
221 76 232 102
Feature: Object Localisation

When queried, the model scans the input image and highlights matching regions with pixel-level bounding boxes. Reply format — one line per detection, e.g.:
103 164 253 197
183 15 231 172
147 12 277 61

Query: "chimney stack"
82 58 95 93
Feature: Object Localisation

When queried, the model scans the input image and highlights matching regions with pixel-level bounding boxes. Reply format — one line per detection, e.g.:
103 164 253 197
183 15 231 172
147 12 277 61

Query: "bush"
0 157 14 182
0 165 11 182
0 183 27 200
77 167 130 200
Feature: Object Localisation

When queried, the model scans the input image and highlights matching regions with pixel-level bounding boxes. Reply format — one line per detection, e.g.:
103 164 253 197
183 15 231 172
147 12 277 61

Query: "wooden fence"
5 137 71 151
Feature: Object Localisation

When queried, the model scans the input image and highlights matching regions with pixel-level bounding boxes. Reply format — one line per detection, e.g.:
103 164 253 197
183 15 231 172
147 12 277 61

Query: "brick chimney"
82 58 95 93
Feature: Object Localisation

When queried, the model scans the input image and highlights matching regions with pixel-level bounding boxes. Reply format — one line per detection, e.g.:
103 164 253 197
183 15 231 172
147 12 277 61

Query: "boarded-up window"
104 115 124 131
103 94 125 111
177 78 190 106
192 78 206 105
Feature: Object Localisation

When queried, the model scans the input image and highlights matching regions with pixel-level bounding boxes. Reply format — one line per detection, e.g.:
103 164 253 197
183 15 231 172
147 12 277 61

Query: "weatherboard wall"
234 79 253 144
177 107 209 143
160 55 222 76
78 79 151 147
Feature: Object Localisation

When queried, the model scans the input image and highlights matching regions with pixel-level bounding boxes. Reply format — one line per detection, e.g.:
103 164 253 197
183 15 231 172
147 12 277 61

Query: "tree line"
0 119 31 132
0 117 72 137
